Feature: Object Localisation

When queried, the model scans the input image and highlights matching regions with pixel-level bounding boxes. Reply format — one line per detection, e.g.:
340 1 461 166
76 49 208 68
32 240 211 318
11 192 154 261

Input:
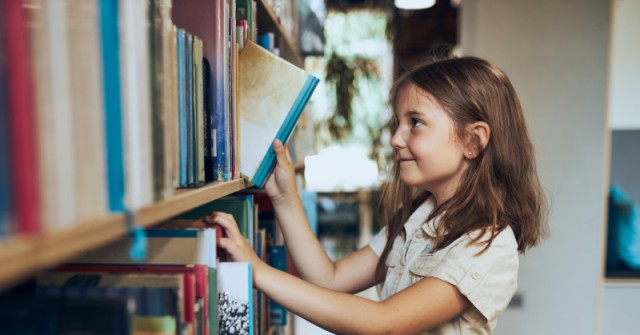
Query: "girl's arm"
211 212 471 335
262 140 378 292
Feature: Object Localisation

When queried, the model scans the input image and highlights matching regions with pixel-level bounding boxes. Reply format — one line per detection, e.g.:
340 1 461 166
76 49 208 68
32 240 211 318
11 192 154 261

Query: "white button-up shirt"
369 197 519 334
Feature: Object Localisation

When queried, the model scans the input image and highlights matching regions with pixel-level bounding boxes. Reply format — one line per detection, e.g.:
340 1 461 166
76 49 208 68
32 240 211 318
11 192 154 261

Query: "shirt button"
471 272 480 280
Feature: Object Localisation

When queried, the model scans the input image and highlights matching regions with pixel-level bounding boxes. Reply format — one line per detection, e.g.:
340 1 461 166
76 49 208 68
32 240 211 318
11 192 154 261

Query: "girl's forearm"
253 261 388 335
270 192 340 288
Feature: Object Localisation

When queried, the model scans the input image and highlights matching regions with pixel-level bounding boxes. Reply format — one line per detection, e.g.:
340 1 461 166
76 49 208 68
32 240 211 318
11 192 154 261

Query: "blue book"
238 41 319 188
177 29 188 187
267 246 287 326
99 0 126 213
186 33 194 187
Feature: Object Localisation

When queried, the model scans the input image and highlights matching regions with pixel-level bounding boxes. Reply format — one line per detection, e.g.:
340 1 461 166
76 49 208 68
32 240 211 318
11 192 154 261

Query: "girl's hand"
204 212 262 265
264 140 297 203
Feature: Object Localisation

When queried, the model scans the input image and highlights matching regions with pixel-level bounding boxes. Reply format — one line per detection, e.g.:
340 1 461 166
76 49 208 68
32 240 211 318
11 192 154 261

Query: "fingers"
273 139 292 166
204 212 243 241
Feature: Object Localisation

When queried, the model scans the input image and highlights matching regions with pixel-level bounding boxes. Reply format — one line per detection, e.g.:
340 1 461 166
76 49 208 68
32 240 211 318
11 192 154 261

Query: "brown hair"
375 56 548 279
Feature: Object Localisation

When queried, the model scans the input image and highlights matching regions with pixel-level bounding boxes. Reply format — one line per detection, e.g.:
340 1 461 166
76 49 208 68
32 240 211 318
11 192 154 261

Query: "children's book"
218 262 253 335
237 41 319 187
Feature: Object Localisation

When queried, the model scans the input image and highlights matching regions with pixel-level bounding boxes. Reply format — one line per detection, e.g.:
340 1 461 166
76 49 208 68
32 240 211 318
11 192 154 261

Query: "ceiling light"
394 0 436 10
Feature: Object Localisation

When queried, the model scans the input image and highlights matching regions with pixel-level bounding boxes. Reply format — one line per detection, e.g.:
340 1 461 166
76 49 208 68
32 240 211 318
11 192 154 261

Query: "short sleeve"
429 227 519 323
368 226 388 256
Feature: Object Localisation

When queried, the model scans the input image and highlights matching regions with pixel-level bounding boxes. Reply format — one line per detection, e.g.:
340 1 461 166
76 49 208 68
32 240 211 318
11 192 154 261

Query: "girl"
207 56 547 334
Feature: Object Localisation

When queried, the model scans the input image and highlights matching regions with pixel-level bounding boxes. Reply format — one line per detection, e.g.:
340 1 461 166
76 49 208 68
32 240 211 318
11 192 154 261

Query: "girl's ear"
464 122 491 159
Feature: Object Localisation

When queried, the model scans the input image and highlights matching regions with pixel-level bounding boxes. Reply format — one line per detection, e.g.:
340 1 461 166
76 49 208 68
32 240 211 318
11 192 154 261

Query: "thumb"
273 140 291 165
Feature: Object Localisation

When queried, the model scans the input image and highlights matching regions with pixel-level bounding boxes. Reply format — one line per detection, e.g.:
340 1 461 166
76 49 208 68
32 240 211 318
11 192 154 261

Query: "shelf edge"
0 179 251 292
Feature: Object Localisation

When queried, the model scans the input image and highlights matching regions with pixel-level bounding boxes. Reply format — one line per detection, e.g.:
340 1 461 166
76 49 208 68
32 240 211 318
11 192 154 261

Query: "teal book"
238 41 319 188
99 0 125 212
176 195 254 246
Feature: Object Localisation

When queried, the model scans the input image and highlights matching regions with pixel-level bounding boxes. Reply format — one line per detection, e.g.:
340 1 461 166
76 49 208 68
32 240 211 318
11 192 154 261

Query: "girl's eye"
411 118 424 127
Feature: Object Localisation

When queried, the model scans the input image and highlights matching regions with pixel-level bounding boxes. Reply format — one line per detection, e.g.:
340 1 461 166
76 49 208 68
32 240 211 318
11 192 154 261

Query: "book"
218 262 253 335
237 41 319 187
4 0 40 234
37 270 193 330
175 195 254 246
68 0 109 221
172 0 229 182
98 0 126 213
0 295 132 335
267 245 287 327
36 285 179 318
120 0 153 210
0 8 11 237
55 264 211 335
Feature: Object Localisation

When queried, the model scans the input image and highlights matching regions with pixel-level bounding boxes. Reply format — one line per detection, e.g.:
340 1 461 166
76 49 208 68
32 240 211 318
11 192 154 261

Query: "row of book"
0 192 292 335
0 0 317 238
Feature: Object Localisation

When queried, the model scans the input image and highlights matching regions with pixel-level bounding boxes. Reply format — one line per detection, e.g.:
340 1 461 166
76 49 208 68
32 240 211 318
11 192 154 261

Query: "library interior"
0 0 638 334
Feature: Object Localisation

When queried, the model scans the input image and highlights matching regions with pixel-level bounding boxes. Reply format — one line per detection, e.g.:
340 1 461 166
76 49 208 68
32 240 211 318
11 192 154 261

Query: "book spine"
251 75 319 187
4 0 41 233
120 0 153 210
177 28 187 187
213 0 229 181
150 0 167 200
0 6 11 237
99 0 126 213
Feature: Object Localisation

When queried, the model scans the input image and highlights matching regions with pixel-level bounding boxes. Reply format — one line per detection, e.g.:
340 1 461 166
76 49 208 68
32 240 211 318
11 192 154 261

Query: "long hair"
375 56 548 279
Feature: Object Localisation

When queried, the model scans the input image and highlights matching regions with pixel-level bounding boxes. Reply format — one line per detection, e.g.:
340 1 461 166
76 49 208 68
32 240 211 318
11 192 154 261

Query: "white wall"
460 1 610 334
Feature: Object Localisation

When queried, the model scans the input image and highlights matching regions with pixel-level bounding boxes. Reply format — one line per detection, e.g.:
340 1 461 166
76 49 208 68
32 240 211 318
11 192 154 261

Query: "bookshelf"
0 0 304 296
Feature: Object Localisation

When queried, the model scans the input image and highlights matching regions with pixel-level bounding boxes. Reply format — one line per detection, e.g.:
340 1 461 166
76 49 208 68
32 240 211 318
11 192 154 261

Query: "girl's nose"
390 128 406 149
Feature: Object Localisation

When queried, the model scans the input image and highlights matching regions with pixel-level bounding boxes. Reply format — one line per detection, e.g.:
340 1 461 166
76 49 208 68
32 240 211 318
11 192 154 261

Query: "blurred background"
297 0 640 334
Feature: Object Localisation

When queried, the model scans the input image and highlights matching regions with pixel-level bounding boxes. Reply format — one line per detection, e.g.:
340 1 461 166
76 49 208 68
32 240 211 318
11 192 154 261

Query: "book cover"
218 262 253 335
238 41 319 187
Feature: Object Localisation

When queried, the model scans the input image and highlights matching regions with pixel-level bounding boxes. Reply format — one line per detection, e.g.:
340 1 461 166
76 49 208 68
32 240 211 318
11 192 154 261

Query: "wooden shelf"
256 0 304 67
0 178 251 292
604 278 640 287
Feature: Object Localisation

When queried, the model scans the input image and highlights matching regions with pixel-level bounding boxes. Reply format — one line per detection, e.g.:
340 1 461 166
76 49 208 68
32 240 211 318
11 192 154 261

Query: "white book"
237 41 318 188
28 0 76 231
218 262 253 335
67 0 108 221
120 0 153 209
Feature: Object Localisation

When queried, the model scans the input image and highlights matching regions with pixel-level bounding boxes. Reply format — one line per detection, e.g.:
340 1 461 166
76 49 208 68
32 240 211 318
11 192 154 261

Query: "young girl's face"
391 83 469 203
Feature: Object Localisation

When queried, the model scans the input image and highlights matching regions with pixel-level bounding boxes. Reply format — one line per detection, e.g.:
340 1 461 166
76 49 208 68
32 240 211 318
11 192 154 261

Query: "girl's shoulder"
443 225 518 262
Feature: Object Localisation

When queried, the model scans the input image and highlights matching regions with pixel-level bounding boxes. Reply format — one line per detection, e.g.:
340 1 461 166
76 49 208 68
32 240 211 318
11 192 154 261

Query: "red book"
2 0 40 235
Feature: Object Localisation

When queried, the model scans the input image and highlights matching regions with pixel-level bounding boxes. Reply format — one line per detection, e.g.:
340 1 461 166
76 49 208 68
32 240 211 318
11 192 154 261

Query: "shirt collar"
403 196 436 237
